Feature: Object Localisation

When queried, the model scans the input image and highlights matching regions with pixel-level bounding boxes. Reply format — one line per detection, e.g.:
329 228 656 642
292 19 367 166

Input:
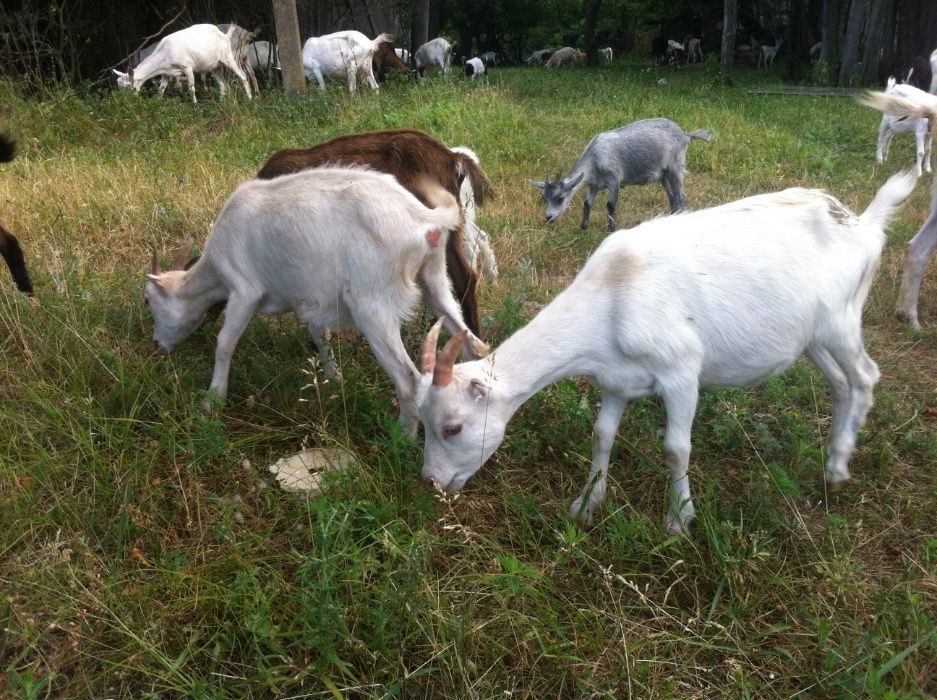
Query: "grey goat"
530 118 712 232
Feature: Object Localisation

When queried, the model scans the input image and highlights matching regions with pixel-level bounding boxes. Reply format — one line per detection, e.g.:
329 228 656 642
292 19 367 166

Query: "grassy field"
0 60 935 698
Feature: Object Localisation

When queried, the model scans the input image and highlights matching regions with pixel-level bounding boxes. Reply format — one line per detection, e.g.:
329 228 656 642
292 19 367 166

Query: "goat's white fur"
415 37 455 77
113 24 252 103
144 167 489 436
450 146 498 283
759 39 782 67
600 47 613 65
875 78 932 176
861 87 937 331
418 172 916 533
302 31 392 92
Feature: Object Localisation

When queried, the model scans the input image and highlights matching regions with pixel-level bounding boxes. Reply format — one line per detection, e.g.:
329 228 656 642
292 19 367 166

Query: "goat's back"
572 183 906 386
582 118 696 180
257 129 490 205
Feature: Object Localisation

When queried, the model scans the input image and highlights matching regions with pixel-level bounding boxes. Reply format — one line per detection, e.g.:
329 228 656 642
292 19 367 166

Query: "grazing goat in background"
113 24 252 103
861 87 937 331
302 30 393 92
418 172 916 533
255 129 493 336
373 42 411 81
599 47 613 65
145 168 488 437
526 49 552 66
530 118 712 231
875 78 931 176
0 135 32 294
414 37 455 77
759 39 782 67
238 40 279 92
545 47 585 68
464 57 486 80
480 51 497 67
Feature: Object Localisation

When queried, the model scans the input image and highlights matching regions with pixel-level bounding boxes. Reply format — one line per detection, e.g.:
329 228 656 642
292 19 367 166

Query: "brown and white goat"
255 129 492 336
373 42 411 81
0 134 32 294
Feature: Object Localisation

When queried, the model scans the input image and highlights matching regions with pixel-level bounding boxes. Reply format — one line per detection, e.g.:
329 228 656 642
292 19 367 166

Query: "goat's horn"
421 318 444 376
433 329 468 387
171 238 194 271
151 247 161 275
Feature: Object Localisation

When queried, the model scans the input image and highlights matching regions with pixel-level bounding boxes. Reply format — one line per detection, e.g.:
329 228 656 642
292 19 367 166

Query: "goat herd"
2 41 937 533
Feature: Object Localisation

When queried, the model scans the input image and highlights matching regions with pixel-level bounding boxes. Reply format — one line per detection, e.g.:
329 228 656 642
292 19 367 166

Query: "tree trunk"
838 0 866 86
860 0 894 85
820 0 842 83
720 0 738 83
786 0 807 82
273 0 306 98
410 0 429 54
583 0 603 67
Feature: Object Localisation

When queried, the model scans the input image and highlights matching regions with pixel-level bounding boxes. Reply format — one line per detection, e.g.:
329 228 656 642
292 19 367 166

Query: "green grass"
1 60 936 697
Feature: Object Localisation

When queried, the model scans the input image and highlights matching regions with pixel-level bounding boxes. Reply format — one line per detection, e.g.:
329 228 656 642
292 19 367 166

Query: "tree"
720 0 737 83
837 0 865 86
583 0 603 66
273 0 305 97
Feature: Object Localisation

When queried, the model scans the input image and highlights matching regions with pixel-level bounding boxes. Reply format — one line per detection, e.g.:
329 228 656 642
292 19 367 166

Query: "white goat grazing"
686 37 702 63
600 47 613 65
395 48 411 65
415 38 455 78
861 87 937 331
759 39 782 67
875 78 932 176
480 51 497 67
113 24 252 103
302 31 393 92
464 57 486 81
526 49 551 66
545 47 585 68
238 40 279 93
144 167 489 436
418 172 916 533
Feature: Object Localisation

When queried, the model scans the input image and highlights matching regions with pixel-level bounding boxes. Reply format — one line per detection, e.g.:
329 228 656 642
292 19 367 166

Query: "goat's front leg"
875 118 889 162
897 208 937 332
205 292 259 412
418 253 489 359
660 379 699 534
923 132 933 174
353 311 421 437
570 393 627 526
581 186 599 229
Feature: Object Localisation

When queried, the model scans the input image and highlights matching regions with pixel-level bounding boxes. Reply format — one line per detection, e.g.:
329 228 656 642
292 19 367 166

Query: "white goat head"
417 320 506 493
143 243 203 354
529 172 585 223
112 68 133 90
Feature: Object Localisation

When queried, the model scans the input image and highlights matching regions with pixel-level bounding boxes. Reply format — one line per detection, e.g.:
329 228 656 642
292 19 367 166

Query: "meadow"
0 60 935 698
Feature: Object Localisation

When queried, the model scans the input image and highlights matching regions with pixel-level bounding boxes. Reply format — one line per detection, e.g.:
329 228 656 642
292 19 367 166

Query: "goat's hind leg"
661 170 685 214
807 343 851 486
660 378 699 533
570 392 627 526
897 204 937 331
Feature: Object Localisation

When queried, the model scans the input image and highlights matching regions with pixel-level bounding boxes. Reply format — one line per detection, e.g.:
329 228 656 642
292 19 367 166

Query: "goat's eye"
442 424 462 439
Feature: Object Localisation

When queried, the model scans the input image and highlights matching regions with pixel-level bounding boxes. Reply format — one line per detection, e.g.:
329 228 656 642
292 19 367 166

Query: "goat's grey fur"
530 118 712 232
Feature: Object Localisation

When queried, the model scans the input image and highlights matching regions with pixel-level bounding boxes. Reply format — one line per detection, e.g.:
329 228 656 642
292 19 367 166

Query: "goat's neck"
132 54 171 89
177 262 229 311
480 287 603 415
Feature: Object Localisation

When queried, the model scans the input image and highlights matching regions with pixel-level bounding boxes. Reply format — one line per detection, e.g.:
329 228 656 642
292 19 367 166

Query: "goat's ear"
146 274 166 290
528 179 546 190
567 172 585 188
468 378 489 402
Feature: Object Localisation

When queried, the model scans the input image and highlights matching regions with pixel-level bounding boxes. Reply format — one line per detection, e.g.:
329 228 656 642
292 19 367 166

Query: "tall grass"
1 62 935 698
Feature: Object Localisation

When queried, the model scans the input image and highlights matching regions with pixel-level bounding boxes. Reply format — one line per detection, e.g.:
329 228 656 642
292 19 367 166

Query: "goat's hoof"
825 478 849 493
569 497 597 526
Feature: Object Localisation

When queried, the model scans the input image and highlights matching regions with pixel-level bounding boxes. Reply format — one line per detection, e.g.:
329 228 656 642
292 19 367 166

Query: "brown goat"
256 129 492 335
373 43 411 81
0 134 32 294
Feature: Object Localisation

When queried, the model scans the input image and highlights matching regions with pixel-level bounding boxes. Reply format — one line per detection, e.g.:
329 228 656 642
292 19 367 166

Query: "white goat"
875 78 932 176
238 40 279 93
526 49 551 66
931 49 937 94
686 37 702 63
600 47 613 65
418 172 916 533
302 31 393 92
395 48 411 65
861 87 937 331
759 39 782 67
113 24 252 103
415 37 455 78
464 57 486 81
545 47 585 68
480 51 497 67
144 167 489 436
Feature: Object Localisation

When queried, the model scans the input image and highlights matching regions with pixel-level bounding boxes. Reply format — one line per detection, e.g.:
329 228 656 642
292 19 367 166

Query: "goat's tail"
372 33 395 50
687 128 712 142
859 90 937 139
0 134 15 163
859 170 918 232
415 178 460 228
449 146 493 206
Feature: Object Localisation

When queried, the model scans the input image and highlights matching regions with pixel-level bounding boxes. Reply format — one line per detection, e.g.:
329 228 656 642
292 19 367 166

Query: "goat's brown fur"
256 129 492 335
0 134 32 294
373 43 411 81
